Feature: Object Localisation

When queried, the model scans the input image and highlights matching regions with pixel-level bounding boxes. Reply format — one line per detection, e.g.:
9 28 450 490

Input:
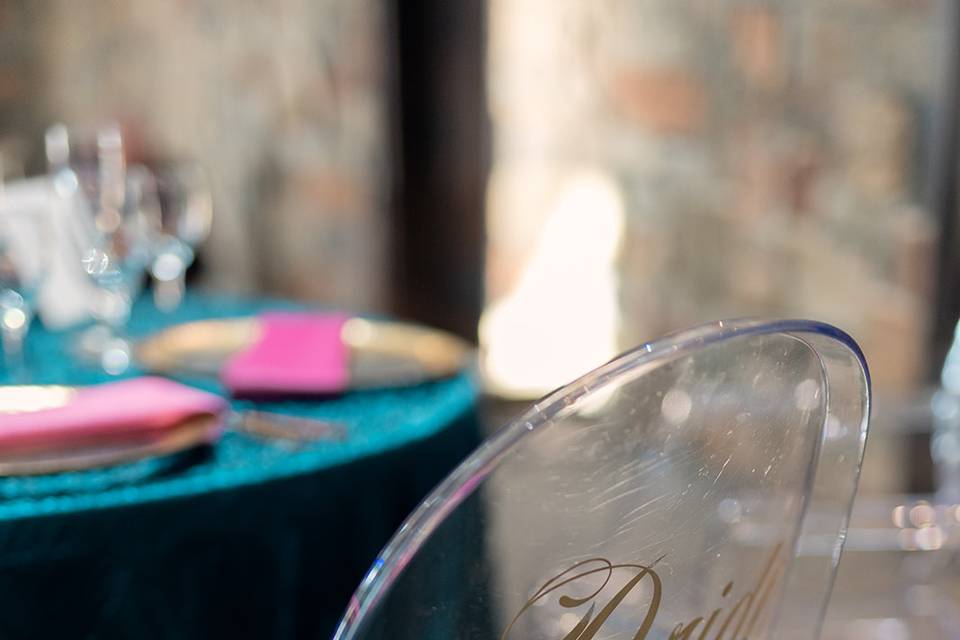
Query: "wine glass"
150 161 213 311
0 204 52 381
47 123 160 373
80 162 159 326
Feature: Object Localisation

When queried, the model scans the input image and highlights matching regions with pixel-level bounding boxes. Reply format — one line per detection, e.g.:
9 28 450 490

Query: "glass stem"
92 287 133 375
1 312 28 383
154 271 186 312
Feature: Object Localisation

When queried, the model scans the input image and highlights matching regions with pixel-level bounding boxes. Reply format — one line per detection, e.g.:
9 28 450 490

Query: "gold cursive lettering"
504 544 786 640
500 557 663 640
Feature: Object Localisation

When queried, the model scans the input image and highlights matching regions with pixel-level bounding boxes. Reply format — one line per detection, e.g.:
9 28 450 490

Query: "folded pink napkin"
0 377 226 453
222 312 350 396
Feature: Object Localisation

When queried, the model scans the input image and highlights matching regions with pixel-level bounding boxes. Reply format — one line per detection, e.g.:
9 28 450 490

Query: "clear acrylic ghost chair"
334 319 870 640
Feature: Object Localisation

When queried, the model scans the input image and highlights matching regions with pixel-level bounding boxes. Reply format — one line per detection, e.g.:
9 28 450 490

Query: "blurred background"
0 0 949 397
483 0 943 401
2 0 960 636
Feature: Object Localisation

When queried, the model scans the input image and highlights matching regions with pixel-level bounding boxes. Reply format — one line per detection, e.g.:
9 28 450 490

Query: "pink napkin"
0 377 226 453
221 312 350 397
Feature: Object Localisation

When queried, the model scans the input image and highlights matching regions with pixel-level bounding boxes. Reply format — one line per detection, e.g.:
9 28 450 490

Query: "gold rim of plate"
136 316 474 387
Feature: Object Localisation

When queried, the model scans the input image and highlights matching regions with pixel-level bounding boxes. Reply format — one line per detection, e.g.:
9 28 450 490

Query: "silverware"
230 410 346 443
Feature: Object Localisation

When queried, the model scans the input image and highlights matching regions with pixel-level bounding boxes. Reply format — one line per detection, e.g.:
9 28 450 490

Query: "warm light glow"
914 525 944 551
481 169 624 397
909 501 935 528
891 504 908 528
101 339 132 376
661 388 692 424
1 307 26 331
0 385 75 414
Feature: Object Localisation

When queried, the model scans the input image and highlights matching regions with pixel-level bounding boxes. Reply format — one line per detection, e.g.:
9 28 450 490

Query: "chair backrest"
334 320 870 640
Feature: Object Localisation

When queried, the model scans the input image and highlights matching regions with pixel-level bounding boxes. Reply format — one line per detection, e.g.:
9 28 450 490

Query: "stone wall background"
0 0 390 311
485 0 948 395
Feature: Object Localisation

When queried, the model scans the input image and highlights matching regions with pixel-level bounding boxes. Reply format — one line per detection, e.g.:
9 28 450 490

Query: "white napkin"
0 176 97 330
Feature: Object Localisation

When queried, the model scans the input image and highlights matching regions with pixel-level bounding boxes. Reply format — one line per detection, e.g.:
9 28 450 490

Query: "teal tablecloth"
0 293 481 639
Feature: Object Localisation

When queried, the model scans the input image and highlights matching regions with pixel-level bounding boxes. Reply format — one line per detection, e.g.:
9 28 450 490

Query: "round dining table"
0 293 481 639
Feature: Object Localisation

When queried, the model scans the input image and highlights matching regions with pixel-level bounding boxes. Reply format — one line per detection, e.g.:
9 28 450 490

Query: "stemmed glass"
150 161 213 311
46 123 160 374
0 203 52 380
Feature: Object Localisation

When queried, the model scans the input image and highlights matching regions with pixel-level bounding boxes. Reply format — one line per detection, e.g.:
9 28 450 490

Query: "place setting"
0 123 474 505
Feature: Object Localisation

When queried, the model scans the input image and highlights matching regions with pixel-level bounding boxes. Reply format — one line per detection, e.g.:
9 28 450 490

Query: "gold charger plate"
135 316 474 388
